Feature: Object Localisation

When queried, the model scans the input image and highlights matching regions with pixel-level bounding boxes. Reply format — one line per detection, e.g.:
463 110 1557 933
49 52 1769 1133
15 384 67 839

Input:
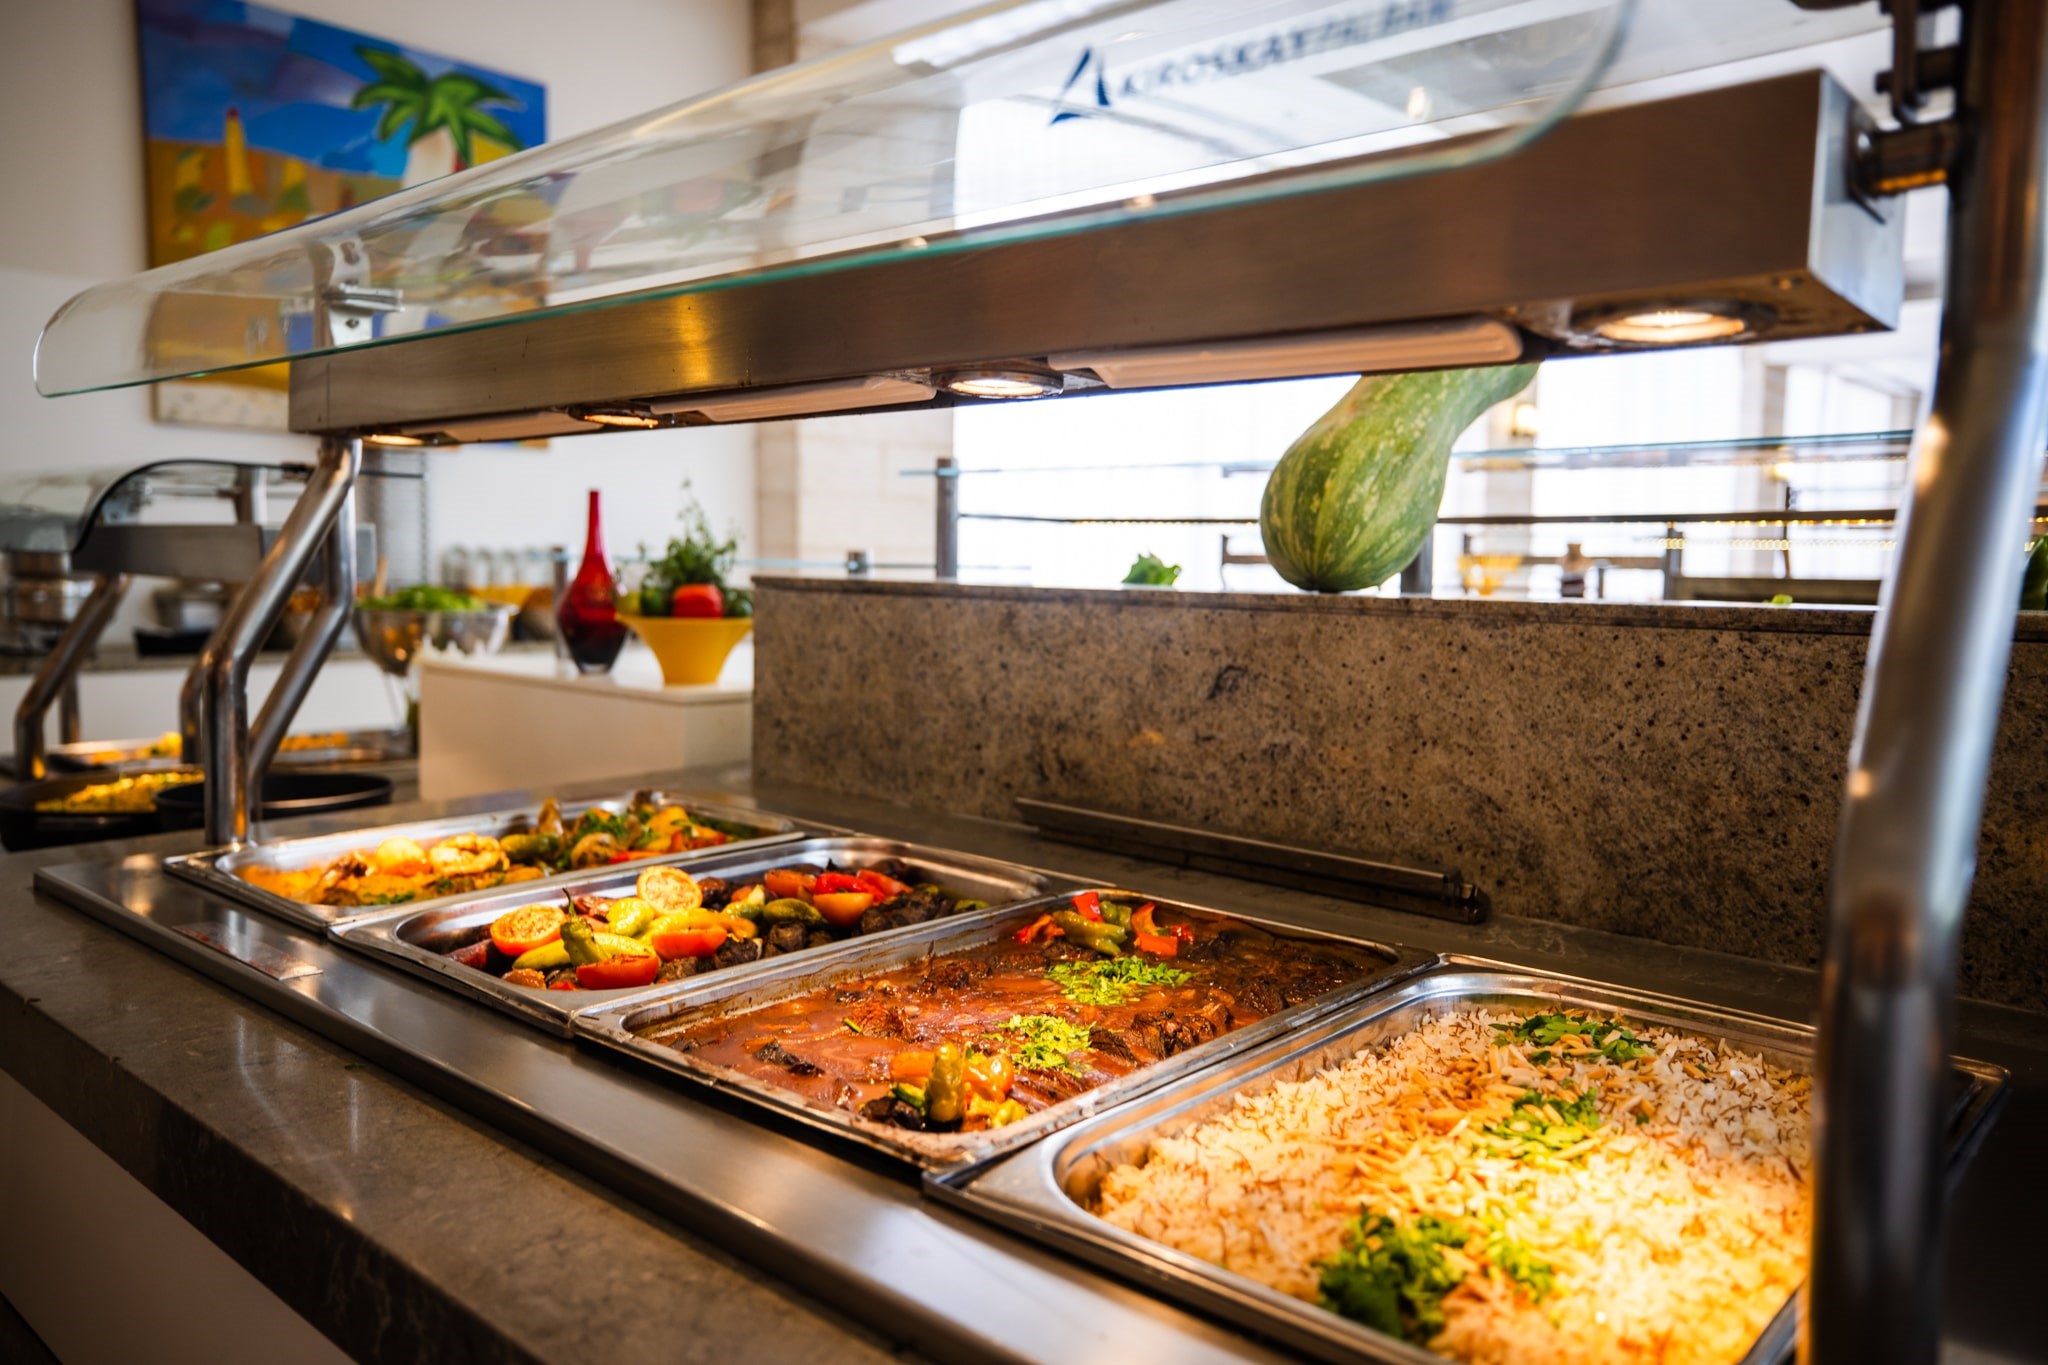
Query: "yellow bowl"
618 614 753 685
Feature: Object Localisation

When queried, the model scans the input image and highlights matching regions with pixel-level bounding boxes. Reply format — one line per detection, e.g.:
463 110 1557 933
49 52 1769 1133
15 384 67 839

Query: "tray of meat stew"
572 888 1440 1168
332 837 1064 1035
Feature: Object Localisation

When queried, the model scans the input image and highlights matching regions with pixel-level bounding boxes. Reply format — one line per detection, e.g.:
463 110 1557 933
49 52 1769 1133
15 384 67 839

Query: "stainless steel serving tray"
575 889 1442 1171
164 790 808 932
929 958 2009 1365
333 836 1065 1035
49 727 414 772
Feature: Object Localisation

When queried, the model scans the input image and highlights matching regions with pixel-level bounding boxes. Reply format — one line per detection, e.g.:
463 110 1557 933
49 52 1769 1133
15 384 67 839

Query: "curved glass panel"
36 0 1878 396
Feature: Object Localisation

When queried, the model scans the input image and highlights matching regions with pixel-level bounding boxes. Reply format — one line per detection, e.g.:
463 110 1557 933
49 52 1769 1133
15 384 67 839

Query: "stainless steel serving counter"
3 767 2045 1363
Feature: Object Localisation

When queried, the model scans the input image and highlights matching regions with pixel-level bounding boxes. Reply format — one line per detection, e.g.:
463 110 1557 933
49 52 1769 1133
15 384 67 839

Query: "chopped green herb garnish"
990 1014 1093 1074
1481 1088 1604 1162
1314 1211 1468 1342
1047 957 1192 1006
1485 1231 1557 1302
1494 1012 1653 1065
842 1018 863 1034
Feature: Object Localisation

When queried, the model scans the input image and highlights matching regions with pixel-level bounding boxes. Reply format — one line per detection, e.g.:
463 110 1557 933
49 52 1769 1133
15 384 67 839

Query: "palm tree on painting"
351 47 524 186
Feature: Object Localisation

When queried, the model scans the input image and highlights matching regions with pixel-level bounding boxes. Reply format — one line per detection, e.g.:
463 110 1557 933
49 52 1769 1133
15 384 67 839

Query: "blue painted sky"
136 0 546 177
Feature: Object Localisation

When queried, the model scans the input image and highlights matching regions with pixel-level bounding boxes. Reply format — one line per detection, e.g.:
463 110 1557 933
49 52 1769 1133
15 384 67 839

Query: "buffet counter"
3 770 2045 1363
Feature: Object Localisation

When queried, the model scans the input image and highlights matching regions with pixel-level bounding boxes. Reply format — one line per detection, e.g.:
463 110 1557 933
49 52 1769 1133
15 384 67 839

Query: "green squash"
1261 363 1539 593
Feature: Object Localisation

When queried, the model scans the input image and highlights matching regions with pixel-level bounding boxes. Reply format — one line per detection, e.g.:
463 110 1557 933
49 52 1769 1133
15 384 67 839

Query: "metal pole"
1398 535 1434 595
934 456 959 580
1808 5 2048 1362
12 573 127 781
202 438 360 845
247 486 357 783
58 681 80 745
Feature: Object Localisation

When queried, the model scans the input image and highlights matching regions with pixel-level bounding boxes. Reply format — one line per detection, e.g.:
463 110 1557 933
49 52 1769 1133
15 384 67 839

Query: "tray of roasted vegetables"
330 837 1065 1034
572 888 1439 1168
163 789 807 930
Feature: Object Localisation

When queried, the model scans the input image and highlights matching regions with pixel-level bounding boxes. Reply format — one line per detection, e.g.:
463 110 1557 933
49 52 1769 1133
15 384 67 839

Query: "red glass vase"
557 489 627 673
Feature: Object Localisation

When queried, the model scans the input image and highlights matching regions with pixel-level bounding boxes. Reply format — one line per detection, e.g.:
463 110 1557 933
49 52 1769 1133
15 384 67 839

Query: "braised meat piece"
1222 974 1286 1022
912 958 990 995
806 929 836 949
753 1040 820 1076
714 938 764 971
1011 1066 1092 1107
858 1095 926 1130
1128 1002 1228 1057
656 957 703 983
1088 1026 1150 1066
693 876 731 907
857 907 892 937
766 922 809 955
842 1000 911 1039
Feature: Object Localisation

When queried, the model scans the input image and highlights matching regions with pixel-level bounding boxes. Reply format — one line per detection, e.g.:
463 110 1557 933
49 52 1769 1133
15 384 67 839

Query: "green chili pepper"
925 1044 968 1125
1052 910 1129 956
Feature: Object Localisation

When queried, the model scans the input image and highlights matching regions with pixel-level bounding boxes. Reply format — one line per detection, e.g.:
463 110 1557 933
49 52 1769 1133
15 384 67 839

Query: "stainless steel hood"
32 0 1900 440
285 68 1901 439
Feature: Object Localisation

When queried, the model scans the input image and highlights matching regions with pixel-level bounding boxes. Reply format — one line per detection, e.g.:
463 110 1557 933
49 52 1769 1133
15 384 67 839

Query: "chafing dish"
575 889 1441 1169
927 960 2008 1365
164 790 808 932
334 836 1064 1035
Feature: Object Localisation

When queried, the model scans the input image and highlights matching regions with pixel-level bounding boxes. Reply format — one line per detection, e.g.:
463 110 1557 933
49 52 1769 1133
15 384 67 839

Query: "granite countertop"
4 772 2046 1362
751 574 2048 642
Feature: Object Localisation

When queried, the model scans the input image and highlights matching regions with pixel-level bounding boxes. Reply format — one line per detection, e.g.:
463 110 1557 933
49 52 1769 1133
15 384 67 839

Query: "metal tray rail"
48 727 415 772
333 837 1064 1036
927 960 2009 1365
164 790 810 932
574 888 1443 1171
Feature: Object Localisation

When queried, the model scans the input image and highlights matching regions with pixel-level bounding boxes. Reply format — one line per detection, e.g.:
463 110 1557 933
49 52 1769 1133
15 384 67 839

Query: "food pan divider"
163 791 814 932
572 888 1442 1171
333 837 1067 1036
924 959 2008 1365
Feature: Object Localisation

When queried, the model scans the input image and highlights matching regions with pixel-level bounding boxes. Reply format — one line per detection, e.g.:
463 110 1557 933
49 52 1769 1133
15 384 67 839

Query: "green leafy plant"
634 489 750 619
1122 552 1182 586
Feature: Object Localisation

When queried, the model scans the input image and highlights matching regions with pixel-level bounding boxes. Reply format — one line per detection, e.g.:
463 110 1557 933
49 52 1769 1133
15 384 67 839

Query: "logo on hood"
1047 0 1456 127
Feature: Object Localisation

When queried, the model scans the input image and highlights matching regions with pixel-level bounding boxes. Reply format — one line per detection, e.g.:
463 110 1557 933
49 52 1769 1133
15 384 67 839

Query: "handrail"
1808 1 2048 1359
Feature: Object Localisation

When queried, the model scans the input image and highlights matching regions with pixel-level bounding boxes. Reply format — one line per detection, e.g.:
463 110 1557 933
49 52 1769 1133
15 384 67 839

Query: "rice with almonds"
1092 1008 1811 1365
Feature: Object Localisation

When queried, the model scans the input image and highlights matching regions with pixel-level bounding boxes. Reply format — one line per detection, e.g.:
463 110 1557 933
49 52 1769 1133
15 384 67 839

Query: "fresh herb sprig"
1481 1088 1604 1162
1047 957 1192 1006
990 1014 1092 1073
1315 1212 1468 1342
1494 1012 1653 1065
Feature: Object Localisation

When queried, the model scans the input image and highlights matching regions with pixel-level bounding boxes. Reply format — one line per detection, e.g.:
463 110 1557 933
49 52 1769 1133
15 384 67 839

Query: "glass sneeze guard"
36 0 1882 397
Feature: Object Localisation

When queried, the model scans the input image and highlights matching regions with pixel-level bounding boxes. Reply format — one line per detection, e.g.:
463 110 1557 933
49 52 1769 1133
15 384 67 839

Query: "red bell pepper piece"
1014 913 1062 944
1071 891 1103 922
855 869 912 900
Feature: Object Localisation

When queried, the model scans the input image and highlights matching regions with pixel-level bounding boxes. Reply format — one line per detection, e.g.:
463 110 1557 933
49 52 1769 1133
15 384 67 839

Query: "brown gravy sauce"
644 916 1382 1120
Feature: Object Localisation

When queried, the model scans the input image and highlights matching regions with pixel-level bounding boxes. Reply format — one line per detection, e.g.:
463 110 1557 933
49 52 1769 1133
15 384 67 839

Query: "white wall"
0 0 757 598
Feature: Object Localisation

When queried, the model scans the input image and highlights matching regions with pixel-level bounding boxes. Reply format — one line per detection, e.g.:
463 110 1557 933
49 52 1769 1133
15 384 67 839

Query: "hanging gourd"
1261 363 1539 592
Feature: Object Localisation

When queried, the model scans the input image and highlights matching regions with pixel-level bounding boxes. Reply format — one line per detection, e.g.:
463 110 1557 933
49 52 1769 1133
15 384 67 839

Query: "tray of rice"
928 958 2006 1365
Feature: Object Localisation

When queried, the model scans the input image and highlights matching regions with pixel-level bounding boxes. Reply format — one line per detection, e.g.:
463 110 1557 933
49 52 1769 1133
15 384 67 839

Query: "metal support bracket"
312 236 401 349
199 438 361 845
12 574 129 781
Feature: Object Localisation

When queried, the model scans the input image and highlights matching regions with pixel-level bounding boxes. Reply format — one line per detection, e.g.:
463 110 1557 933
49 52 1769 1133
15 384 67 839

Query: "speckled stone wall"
753 579 2048 1008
